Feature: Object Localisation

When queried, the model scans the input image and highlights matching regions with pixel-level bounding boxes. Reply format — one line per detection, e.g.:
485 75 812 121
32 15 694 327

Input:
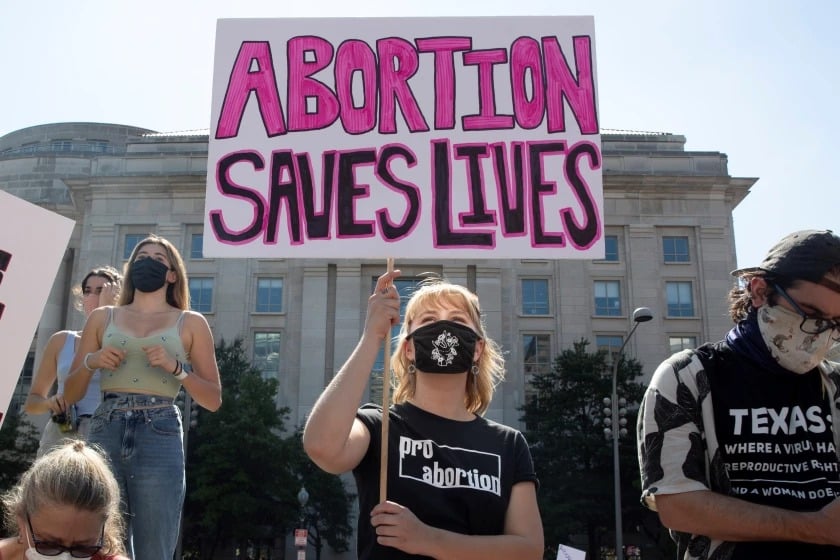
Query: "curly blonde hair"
390 279 505 415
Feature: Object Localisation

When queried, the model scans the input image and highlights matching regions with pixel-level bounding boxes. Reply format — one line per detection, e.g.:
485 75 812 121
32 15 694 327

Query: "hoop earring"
408 361 417 375
471 363 479 376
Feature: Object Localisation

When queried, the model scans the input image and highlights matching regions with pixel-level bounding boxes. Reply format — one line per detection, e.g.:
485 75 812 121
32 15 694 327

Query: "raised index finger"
374 269 402 293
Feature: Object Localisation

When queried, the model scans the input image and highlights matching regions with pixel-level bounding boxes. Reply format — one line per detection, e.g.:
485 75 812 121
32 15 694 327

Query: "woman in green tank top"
65 234 222 560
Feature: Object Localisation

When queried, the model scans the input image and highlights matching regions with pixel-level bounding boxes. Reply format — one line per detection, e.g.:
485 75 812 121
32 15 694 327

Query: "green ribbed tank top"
100 307 189 398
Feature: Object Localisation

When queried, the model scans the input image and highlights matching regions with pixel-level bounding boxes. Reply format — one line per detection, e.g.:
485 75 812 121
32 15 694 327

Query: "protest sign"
204 16 603 259
557 543 586 560
0 191 75 430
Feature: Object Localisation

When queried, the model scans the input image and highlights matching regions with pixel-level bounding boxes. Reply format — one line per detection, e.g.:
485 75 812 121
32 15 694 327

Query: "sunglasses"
771 283 840 342
27 514 104 558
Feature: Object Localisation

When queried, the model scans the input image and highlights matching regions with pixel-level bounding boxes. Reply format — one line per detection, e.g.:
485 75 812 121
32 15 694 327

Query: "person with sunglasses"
638 229 840 560
0 439 128 560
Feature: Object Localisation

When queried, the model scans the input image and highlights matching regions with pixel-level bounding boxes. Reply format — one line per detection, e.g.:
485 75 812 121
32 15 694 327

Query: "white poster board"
0 191 75 430
204 16 603 259
557 543 586 560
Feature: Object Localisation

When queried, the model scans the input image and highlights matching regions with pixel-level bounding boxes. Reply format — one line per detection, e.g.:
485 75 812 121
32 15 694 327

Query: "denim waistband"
102 392 174 408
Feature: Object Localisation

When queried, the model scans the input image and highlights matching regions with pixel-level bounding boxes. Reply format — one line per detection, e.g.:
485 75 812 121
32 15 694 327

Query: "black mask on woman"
408 320 480 374
131 258 170 293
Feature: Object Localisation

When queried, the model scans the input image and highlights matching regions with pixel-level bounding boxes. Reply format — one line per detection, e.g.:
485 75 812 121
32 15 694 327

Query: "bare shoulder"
47 329 75 347
86 306 112 325
0 535 22 556
183 309 211 330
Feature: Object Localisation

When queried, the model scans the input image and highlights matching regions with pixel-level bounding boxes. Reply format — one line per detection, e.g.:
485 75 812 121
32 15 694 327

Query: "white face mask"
758 304 835 373
24 532 73 560
24 531 75 560
25 549 72 560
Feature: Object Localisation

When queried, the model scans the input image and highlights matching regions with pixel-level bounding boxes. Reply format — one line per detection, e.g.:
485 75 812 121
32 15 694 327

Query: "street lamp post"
607 307 652 560
297 486 310 560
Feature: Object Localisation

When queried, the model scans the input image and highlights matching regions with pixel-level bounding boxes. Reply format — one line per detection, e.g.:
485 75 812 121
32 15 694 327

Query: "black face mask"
131 258 170 293
408 320 480 374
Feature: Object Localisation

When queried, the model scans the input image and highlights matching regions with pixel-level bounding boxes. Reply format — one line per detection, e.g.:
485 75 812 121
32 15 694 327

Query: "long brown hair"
119 234 190 310
0 440 126 556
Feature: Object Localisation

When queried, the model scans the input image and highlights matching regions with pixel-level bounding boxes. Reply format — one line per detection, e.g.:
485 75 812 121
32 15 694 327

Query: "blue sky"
1 0 836 268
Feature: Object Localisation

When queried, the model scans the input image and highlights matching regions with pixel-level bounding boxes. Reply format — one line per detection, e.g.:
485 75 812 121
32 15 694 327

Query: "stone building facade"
1 121 755 428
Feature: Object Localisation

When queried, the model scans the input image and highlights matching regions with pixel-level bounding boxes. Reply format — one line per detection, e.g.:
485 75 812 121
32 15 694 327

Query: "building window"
521 278 550 315
123 233 147 259
596 335 624 359
189 278 214 313
663 236 690 263
669 336 697 354
190 233 204 259
253 332 281 380
370 278 421 404
594 280 621 316
256 278 283 313
523 334 552 402
604 235 619 262
51 139 72 152
666 281 694 317
89 140 109 153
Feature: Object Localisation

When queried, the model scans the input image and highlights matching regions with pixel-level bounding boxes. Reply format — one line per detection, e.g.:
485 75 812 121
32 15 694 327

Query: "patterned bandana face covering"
408 320 479 374
757 304 834 374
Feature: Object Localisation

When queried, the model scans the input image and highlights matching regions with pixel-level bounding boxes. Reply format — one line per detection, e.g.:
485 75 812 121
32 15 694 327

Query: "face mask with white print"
757 304 835 374
408 319 480 374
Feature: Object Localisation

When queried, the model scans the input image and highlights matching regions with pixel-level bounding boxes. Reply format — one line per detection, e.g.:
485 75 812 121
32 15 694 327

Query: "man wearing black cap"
638 230 840 559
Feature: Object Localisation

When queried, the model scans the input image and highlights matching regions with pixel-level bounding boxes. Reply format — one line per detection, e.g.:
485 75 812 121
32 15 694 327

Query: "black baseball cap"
731 229 840 292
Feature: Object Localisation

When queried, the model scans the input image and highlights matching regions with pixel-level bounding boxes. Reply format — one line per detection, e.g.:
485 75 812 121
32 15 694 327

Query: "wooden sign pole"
379 257 395 503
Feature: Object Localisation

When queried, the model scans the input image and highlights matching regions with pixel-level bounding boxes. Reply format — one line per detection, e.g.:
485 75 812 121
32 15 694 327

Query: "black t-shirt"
697 342 840 560
353 402 538 560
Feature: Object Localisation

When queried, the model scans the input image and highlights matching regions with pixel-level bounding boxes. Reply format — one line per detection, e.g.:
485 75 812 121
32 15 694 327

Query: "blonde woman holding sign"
304 272 544 560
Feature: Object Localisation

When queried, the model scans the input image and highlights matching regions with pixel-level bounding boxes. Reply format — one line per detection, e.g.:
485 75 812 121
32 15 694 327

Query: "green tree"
182 338 299 558
288 428 355 560
181 339 356 560
0 410 39 493
520 339 652 559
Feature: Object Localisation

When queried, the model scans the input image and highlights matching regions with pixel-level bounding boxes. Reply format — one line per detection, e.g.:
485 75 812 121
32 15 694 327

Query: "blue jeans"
88 392 185 560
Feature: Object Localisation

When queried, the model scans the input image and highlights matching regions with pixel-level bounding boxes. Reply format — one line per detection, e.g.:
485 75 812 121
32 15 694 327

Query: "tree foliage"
520 339 651 559
0 411 39 494
288 428 355 559
181 338 354 559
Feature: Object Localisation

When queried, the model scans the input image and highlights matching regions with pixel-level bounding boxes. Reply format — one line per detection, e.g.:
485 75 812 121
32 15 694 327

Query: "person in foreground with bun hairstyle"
0 439 129 560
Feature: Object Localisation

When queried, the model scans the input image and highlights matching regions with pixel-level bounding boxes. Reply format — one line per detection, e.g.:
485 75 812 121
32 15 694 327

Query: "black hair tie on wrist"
171 360 181 375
